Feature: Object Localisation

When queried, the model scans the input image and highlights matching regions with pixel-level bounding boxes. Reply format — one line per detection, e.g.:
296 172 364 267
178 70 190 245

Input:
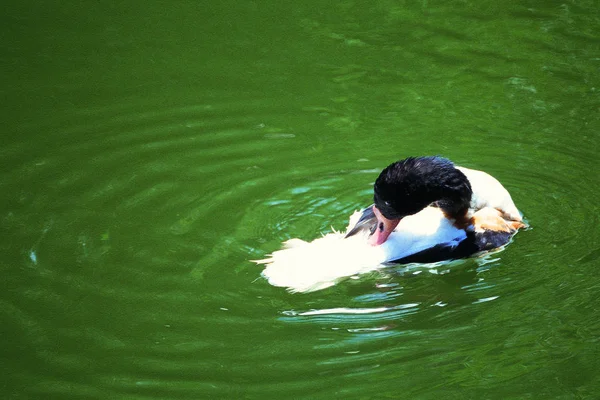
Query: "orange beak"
368 206 401 246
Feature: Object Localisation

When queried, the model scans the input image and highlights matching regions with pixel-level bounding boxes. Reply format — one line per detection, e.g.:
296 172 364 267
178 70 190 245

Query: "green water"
2 1 599 399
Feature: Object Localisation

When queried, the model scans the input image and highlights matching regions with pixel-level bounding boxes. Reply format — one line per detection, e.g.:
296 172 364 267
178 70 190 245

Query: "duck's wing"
387 237 475 264
387 228 514 265
344 205 376 238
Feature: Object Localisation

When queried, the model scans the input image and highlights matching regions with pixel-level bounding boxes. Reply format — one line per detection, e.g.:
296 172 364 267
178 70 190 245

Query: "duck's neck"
432 168 473 226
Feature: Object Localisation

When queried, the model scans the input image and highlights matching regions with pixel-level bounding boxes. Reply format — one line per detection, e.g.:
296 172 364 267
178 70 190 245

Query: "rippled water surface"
2 1 599 399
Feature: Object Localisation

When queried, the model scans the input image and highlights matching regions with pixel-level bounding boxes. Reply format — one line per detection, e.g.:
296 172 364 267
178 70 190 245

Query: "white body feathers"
258 207 465 292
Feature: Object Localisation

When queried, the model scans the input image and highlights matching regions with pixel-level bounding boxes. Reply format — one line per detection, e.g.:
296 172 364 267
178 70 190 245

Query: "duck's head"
369 156 472 246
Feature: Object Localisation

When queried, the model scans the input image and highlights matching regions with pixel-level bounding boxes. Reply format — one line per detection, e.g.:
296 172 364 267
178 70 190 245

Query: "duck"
257 156 526 293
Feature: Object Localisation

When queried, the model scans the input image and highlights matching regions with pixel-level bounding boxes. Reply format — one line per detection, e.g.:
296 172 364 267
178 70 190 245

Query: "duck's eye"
378 222 384 231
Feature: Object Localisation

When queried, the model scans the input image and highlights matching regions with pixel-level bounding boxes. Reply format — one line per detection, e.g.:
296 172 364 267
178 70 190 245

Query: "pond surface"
2 1 599 399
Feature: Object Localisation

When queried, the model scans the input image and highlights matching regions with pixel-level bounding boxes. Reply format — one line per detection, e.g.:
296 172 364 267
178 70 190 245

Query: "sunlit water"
2 1 599 399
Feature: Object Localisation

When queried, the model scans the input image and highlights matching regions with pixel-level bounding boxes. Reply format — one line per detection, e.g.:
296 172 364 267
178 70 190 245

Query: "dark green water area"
2 1 599 399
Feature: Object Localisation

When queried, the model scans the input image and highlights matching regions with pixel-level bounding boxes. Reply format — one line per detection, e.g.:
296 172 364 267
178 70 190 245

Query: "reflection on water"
2 0 599 398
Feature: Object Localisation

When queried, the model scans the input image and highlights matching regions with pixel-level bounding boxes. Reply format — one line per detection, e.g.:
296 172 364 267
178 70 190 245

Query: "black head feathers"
373 156 472 219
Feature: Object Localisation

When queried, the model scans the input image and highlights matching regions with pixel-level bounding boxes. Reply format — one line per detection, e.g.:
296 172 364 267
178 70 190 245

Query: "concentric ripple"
3 0 600 397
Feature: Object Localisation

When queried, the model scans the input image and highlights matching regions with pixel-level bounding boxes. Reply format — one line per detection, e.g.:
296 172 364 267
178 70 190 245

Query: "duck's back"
457 166 522 221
